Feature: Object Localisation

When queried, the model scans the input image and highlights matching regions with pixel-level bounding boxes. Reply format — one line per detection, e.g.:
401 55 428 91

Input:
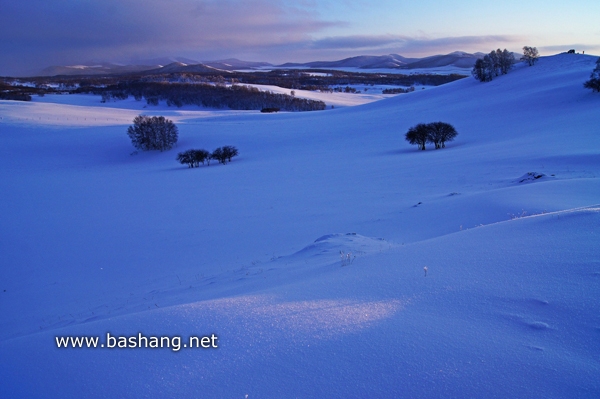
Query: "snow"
257 64 472 76
0 54 599 398
65 65 103 69
233 83 395 107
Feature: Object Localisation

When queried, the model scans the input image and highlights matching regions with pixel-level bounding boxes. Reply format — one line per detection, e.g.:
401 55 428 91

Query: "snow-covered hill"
0 53 598 398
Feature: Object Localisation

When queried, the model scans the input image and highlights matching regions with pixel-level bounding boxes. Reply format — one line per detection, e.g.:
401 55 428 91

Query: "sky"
1 0 599 76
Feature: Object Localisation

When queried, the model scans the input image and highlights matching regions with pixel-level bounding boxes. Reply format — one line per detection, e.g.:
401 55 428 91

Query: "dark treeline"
228 69 466 90
0 91 32 101
80 81 326 111
69 69 464 91
7 68 465 92
0 77 112 101
0 82 34 101
382 86 415 94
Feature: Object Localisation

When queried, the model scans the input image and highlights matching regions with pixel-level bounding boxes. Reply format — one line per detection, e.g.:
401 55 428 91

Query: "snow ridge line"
473 204 600 231
398 203 600 248
505 203 600 220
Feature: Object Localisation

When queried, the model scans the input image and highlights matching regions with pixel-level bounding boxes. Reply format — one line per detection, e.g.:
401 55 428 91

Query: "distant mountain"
38 63 161 77
402 51 482 69
141 62 229 74
35 61 232 77
133 56 201 66
33 58 270 77
278 54 419 69
279 52 482 70
202 58 273 71
32 51 486 77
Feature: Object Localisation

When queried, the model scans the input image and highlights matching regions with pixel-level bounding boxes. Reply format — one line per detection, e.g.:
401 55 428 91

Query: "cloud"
250 34 526 64
307 34 524 53
0 0 343 75
225 33 526 63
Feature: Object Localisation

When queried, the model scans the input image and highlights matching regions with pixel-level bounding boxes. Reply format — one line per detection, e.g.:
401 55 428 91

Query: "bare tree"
432 122 458 148
177 150 195 168
584 58 600 92
426 122 458 149
473 55 495 82
405 124 430 150
472 59 489 82
498 49 516 74
211 147 227 164
221 146 239 162
193 149 210 166
488 50 501 77
521 46 539 66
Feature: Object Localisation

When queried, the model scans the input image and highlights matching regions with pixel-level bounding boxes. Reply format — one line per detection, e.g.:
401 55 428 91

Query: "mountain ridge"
31 51 487 77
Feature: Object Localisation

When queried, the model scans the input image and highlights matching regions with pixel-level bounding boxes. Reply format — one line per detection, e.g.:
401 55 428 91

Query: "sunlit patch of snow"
179 295 403 339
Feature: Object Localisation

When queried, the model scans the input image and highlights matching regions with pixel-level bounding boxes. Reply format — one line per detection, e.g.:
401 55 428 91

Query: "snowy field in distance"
234 83 406 107
250 65 473 75
0 53 599 398
0 82 402 126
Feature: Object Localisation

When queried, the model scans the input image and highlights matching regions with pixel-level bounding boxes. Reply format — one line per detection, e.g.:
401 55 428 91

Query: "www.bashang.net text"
55 333 218 352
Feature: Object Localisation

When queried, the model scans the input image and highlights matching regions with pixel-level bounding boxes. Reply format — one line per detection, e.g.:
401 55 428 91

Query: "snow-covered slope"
0 54 598 398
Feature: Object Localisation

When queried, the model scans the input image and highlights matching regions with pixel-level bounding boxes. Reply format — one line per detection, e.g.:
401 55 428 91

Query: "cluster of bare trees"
177 146 239 168
472 46 540 83
472 49 516 82
405 122 458 151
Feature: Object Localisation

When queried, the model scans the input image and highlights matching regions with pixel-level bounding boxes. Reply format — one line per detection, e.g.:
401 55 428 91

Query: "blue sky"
1 0 598 75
